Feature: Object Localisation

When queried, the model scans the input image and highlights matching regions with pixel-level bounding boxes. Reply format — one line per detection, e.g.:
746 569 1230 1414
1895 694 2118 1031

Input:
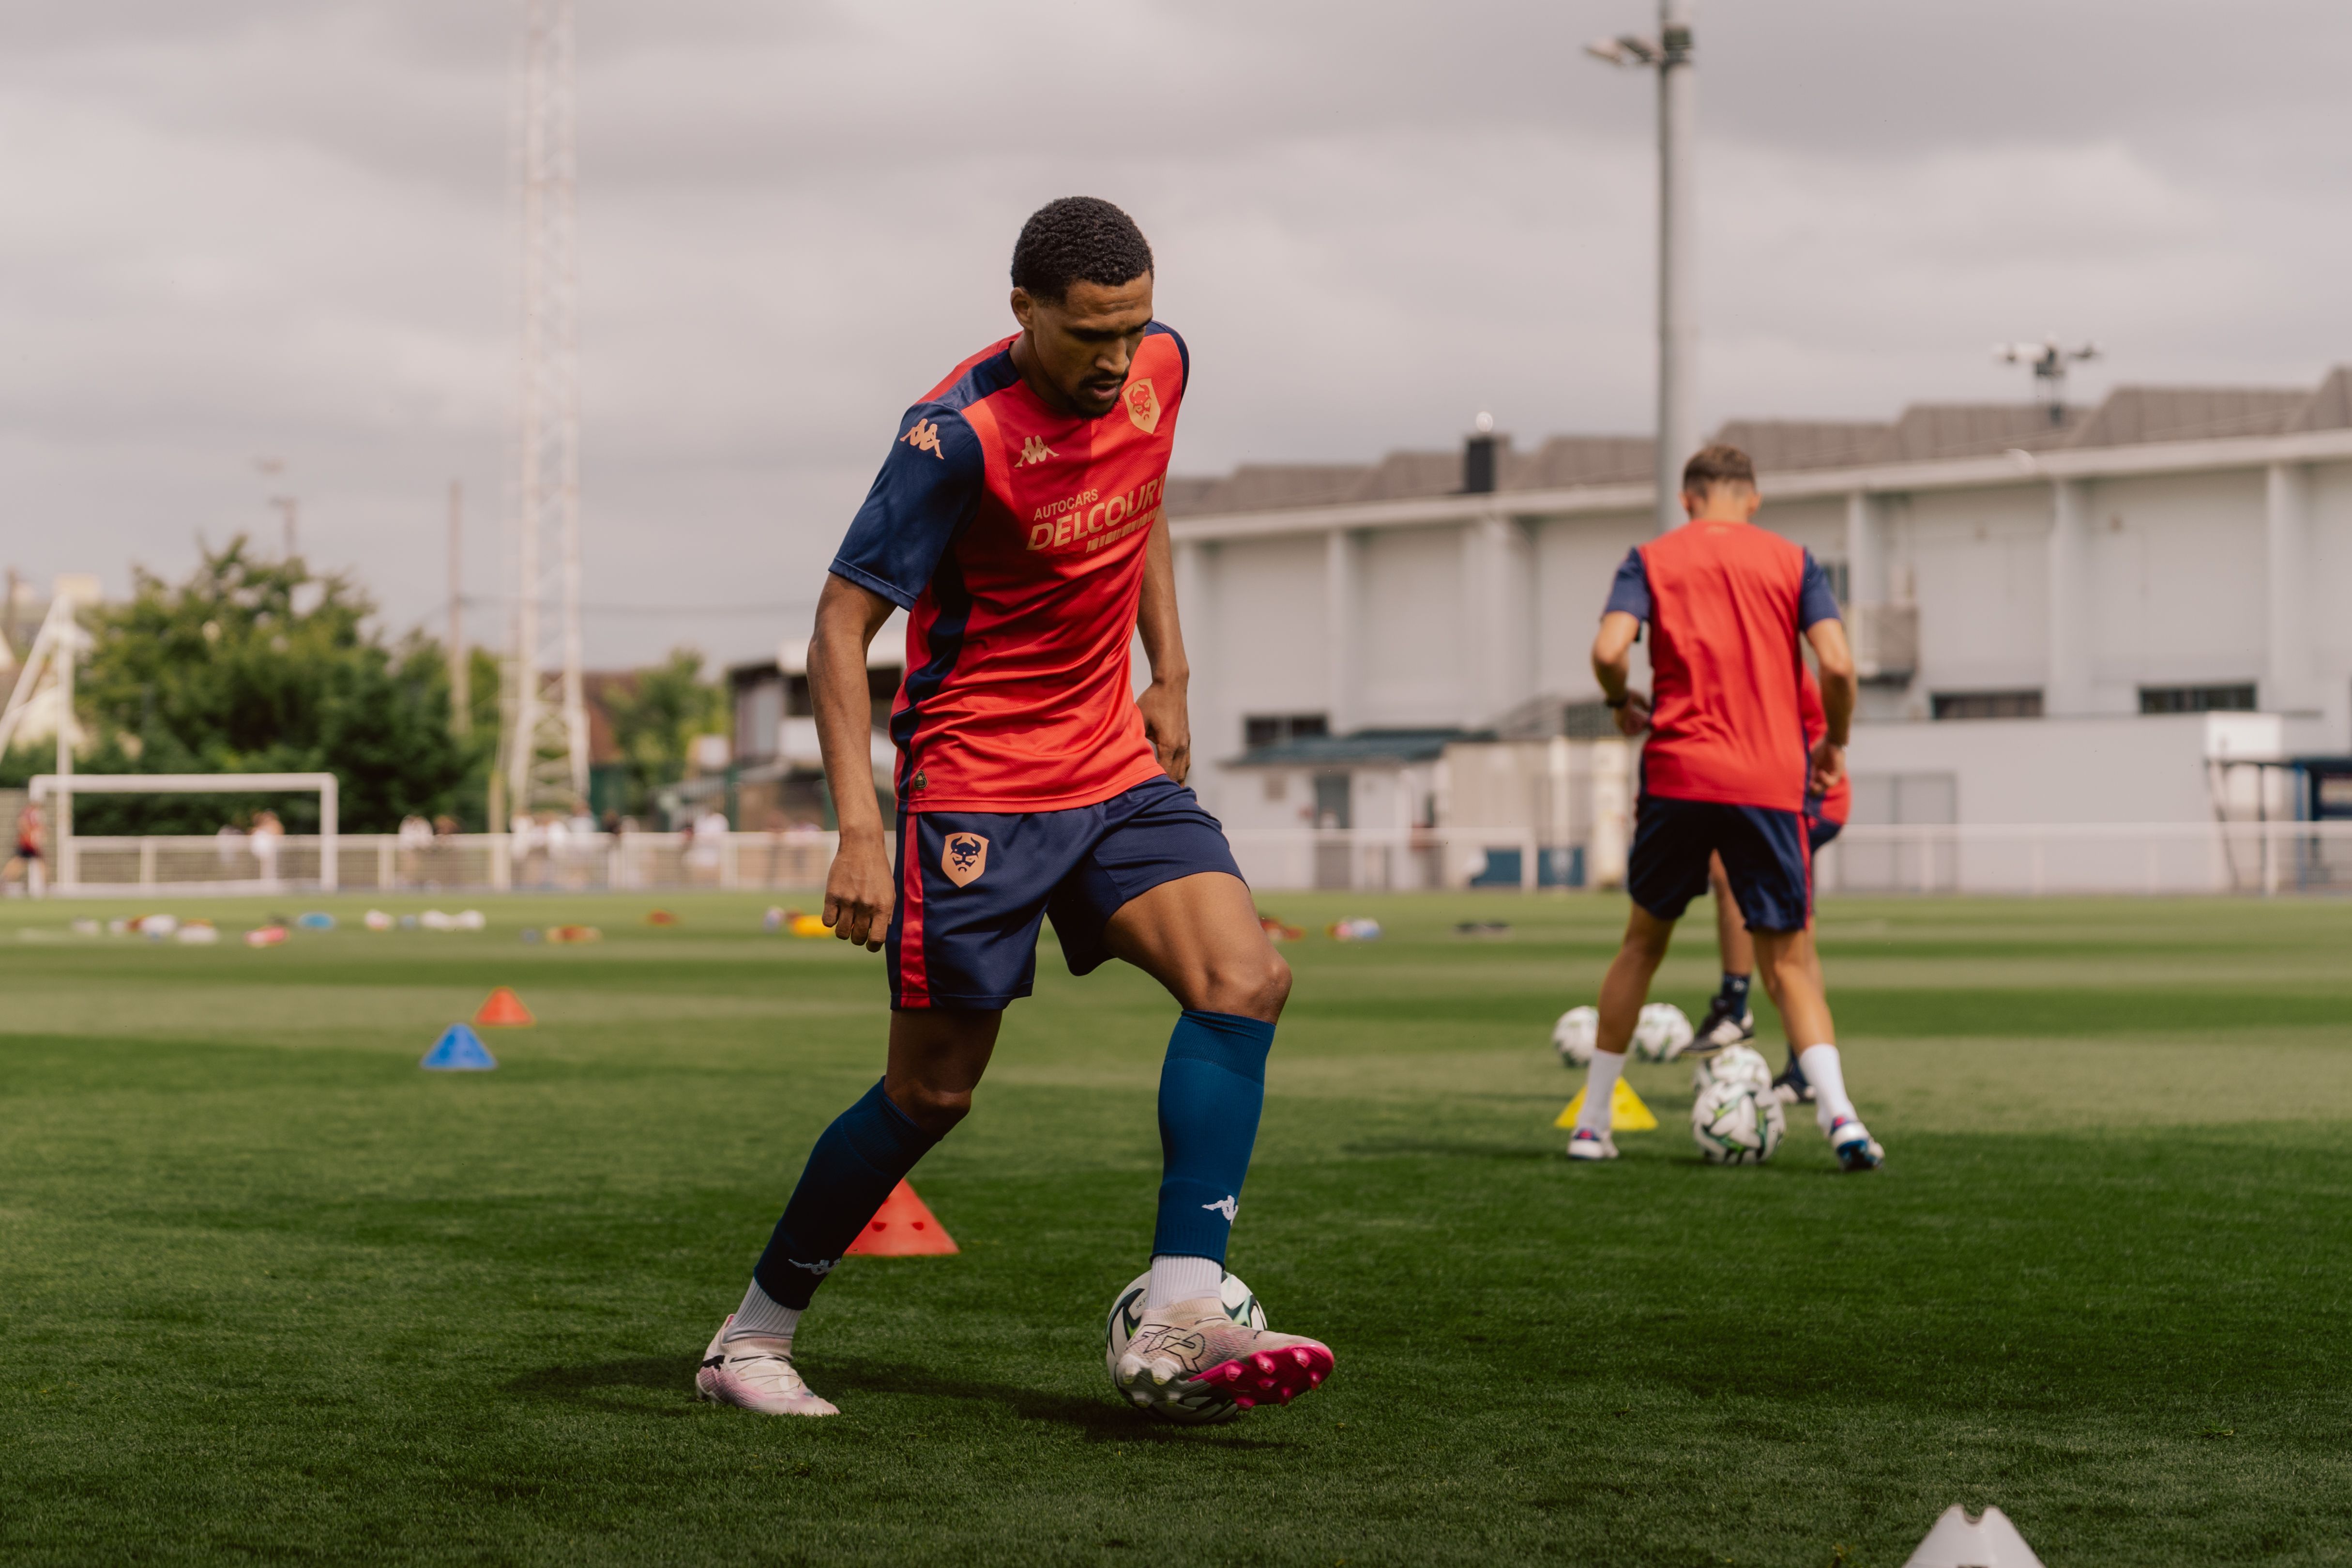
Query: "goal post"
28 772 340 893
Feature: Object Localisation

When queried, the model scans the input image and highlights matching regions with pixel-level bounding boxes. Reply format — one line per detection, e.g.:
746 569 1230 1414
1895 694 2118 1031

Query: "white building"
1166 372 2352 891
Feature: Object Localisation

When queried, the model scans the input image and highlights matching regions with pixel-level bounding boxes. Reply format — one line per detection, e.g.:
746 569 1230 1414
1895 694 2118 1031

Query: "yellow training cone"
1554 1078 1658 1131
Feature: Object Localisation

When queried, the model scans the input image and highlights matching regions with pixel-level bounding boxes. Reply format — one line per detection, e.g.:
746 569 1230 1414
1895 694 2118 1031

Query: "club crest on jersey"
941 832 988 887
903 417 947 460
1016 435 1056 467
1123 378 1160 434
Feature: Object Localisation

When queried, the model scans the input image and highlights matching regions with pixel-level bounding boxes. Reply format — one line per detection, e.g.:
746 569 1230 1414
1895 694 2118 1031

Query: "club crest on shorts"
941 832 989 887
1123 377 1160 434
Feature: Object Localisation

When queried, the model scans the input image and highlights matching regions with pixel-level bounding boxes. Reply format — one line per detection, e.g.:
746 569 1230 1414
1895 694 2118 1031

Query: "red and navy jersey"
1604 520 1840 814
830 326 1188 812
1797 664 1851 825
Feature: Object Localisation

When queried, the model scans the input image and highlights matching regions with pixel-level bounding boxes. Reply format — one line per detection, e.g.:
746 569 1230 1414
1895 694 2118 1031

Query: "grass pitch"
3 890 2350 1565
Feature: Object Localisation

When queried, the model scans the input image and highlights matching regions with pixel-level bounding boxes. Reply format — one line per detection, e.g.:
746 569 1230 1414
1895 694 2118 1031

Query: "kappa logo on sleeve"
902 417 948 459
941 832 989 887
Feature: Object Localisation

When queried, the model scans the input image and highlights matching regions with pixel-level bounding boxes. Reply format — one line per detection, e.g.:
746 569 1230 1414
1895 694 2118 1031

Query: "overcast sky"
5 0 2348 668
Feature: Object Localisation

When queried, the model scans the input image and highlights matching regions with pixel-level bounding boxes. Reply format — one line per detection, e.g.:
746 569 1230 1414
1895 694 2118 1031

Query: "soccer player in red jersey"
696 198 1335 1418
1694 665 1853 1099
1569 444 1884 1171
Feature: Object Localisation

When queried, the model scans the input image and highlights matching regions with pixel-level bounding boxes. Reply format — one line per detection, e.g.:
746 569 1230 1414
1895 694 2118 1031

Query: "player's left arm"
1135 511 1192 784
1799 549 1855 794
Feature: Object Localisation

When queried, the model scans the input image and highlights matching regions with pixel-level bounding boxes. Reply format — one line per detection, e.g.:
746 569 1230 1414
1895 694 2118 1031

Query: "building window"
1931 689 2043 721
2139 684 2256 715
1819 557 1851 607
1244 713 1329 748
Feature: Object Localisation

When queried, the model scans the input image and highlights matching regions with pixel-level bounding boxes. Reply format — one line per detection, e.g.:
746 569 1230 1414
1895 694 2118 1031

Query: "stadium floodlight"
1995 337 2100 425
1586 3 1697 532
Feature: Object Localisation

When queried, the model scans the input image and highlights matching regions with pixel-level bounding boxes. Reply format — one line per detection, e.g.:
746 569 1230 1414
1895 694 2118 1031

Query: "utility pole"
271 496 300 560
448 481 470 737
1587 1 1698 533
500 0 589 817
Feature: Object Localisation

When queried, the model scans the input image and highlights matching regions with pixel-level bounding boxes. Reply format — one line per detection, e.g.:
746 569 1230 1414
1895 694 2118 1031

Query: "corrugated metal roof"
1164 368 2352 518
1226 727 1471 767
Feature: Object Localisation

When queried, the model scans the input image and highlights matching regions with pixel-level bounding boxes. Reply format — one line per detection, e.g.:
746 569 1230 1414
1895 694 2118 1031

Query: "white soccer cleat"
1827 1115 1885 1172
1566 1127 1619 1161
695 1315 840 1416
1112 1298 1333 1417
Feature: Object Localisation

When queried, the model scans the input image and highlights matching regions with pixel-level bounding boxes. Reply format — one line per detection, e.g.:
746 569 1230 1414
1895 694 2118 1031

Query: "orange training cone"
844 1180 958 1256
474 987 536 1027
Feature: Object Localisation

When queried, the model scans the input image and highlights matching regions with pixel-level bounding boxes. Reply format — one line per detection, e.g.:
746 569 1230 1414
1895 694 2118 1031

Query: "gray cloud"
2 0 2346 666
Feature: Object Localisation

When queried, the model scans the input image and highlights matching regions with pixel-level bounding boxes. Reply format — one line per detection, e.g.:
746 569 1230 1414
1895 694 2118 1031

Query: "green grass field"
4 890 2351 1565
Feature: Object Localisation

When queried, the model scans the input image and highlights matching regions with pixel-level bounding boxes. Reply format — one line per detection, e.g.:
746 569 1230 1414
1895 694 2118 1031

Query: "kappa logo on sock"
787 1256 838 1277
1201 1195 1239 1223
941 832 988 887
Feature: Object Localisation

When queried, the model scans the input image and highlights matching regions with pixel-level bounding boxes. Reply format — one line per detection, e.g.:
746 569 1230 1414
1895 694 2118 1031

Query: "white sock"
1578 1050 1627 1136
724 1278 803 1344
1145 1254 1224 1309
1798 1044 1858 1131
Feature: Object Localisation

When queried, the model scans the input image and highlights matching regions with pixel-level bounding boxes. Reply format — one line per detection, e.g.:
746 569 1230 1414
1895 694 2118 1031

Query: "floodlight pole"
1589 4 1698 533
1654 0 1696 534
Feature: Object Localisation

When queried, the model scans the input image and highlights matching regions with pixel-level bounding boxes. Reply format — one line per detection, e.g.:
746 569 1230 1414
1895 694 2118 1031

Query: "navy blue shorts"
886 776 1242 1010
1628 795 1812 933
1807 814 1842 856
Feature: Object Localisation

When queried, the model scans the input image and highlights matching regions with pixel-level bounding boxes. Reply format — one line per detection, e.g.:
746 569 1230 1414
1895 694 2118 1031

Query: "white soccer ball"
1692 1075 1787 1165
1690 1042 1774 1098
1551 1005 1600 1068
1633 1002 1696 1063
1104 1269 1267 1424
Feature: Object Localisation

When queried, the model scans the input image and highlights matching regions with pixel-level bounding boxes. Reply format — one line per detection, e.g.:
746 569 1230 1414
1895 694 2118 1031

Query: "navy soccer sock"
1717 972 1751 1012
1152 1010 1275 1263
753 1079 943 1310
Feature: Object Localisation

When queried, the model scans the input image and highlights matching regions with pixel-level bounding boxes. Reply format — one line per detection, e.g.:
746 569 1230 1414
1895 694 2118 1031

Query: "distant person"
1693 662 1853 1096
248 809 284 886
694 197 1329 1422
7 800 45 897
215 817 247 871
1571 443 1882 1172
396 813 433 886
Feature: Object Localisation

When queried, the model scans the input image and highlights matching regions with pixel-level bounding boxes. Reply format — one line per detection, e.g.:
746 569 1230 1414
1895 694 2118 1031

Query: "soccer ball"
1105 1269 1268 1423
1551 1005 1600 1067
1692 1073 1786 1165
1690 1042 1774 1098
1633 1002 1696 1063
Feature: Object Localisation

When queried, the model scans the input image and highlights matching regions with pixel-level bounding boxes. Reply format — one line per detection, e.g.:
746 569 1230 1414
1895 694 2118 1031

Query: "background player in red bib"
1693 665 1852 1098
1569 444 1884 1172
695 198 1334 1419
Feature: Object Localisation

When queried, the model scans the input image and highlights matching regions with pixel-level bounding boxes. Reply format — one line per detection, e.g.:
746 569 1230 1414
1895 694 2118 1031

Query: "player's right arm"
817 402 987 950
811 574 898 950
1592 548 1652 735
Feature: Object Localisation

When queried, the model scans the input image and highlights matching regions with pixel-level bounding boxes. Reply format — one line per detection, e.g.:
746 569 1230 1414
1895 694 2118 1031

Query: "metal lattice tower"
500 0 588 819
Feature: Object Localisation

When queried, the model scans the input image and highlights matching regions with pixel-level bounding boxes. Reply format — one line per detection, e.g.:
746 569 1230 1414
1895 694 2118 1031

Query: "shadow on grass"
504 1356 701 1417
816 1355 1302 1447
501 1354 1301 1447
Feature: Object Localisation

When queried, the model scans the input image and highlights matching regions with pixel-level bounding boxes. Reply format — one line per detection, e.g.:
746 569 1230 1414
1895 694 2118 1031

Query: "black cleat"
1772 1052 1814 1106
1695 995 1755 1052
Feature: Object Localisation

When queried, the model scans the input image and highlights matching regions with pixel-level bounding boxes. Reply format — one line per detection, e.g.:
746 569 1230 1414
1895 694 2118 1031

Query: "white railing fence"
18 821 2352 898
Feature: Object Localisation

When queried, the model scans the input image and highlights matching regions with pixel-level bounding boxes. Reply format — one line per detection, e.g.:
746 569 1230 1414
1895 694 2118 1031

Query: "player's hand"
1808 738 1846 797
1613 691 1652 736
1138 678 1191 785
822 829 895 952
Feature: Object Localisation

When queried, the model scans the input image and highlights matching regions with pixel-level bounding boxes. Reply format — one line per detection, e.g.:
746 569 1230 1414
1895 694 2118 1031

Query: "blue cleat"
1828 1115 1884 1172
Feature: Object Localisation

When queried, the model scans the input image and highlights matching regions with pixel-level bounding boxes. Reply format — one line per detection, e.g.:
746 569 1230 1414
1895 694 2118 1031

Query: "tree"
1 540 494 833
599 648 729 817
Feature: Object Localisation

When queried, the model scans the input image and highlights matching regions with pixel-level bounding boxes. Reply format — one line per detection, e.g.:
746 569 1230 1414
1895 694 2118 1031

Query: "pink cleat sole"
1188 1343 1334 1409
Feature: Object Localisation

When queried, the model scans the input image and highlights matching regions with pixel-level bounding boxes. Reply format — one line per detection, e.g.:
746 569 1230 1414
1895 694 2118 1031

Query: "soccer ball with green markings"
1692 1068 1786 1165
1104 1270 1267 1424
1551 1005 1600 1067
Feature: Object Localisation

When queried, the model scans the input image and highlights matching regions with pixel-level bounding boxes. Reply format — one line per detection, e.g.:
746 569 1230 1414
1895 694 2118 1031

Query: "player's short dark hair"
1011 198 1153 302
1682 443 1756 494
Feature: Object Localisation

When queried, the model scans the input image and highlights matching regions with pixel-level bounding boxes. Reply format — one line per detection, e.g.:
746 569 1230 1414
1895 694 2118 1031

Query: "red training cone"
844 1180 958 1256
473 987 535 1027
